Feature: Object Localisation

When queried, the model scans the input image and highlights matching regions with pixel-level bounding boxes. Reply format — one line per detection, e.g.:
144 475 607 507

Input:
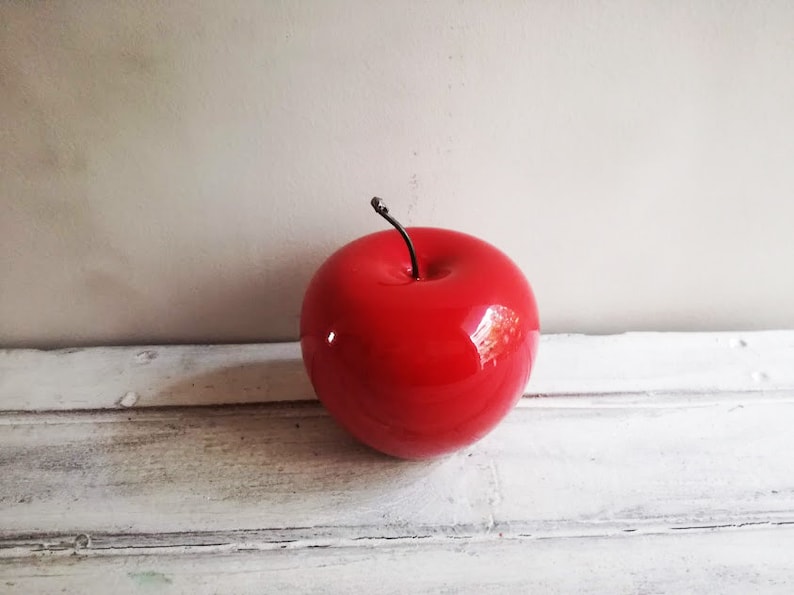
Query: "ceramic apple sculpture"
300 198 539 459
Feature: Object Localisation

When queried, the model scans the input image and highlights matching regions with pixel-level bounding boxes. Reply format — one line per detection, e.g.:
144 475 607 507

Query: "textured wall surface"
2 1 793 346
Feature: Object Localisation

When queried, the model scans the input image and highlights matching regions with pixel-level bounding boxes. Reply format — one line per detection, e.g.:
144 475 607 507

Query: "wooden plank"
2 331 793 411
2 527 793 594
0 343 310 411
2 333 793 592
2 394 793 544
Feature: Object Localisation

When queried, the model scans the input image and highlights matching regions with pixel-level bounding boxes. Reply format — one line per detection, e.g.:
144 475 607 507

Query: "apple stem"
370 197 420 280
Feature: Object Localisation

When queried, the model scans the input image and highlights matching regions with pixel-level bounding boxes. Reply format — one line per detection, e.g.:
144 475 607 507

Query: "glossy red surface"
300 227 540 459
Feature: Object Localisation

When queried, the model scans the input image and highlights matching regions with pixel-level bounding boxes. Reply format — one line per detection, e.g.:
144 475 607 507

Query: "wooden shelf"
2 332 793 593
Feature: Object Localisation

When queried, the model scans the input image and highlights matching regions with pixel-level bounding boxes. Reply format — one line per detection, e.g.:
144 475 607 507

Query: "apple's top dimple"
418 263 453 282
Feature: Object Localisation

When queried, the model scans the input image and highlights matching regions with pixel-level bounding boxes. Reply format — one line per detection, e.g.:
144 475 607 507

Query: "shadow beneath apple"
103 393 444 517
153 360 314 407
142 361 443 501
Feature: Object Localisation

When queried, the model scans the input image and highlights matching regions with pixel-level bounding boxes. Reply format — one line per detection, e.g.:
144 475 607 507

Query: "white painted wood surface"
2 332 794 593
2 331 793 411
3 528 794 594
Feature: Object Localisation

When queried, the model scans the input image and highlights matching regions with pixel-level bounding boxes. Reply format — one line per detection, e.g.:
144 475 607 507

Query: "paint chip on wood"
119 391 139 408
134 350 158 364
751 371 769 383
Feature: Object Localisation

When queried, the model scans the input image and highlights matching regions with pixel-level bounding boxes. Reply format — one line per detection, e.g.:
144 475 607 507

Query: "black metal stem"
370 197 420 280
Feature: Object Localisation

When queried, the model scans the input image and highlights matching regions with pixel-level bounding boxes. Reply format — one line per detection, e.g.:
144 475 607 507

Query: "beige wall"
2 1 793 347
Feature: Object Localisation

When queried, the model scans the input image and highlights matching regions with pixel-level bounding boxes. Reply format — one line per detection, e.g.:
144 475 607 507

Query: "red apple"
300 198 540 459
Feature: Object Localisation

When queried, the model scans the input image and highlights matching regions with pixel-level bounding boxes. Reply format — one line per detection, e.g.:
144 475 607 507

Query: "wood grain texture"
3 528 794 594
2 331 793 411
1 394 793 543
